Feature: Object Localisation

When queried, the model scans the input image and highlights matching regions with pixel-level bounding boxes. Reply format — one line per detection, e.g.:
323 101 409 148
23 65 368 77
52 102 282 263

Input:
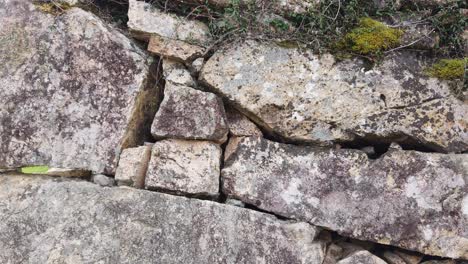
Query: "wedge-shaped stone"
151 83 229 143
225 105 262 137
0 0 159 174
145 139 221 196
128 0 211 45
222 137 468 259
201 41 467 152
0 175 326 264
148 35 205 63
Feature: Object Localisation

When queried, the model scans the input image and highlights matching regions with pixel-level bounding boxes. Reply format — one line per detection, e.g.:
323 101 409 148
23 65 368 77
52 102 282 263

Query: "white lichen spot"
422 226 433 241
233 73 243 80
281 178 303 204
462 195 468 216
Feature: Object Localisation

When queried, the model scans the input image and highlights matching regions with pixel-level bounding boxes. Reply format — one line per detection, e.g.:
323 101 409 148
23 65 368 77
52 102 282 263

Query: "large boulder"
200 41 467 152
0 0 160 174
0 175 326 264
222 137 468 259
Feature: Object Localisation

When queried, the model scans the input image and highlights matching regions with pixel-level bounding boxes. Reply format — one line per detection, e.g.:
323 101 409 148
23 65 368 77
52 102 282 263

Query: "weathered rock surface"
163 59 196 87
337 251 387 264
383 251 407 264
222 137 468 259
91 174 116 187
0 0 159 174
145 139 221 196
201 41 467 152
0 175 326 264
151 83 229 143
128 0 211 45
225 106 263 137
148 35 205 63
115 145 152 188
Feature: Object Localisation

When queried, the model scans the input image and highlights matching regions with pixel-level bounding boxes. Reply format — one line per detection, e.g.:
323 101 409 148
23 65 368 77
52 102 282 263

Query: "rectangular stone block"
145 139 221 197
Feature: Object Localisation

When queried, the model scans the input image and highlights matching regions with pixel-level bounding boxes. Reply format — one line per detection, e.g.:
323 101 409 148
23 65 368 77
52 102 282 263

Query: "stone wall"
0 0 466 263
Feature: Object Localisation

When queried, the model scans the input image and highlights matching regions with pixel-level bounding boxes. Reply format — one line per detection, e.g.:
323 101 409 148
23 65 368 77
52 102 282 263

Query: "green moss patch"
426 58 466 80
339 18 404 55
20 166 49 174
34 1 72 15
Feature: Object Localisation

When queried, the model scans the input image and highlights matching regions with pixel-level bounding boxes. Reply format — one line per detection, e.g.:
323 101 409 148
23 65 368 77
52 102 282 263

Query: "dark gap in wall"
243 203 290 221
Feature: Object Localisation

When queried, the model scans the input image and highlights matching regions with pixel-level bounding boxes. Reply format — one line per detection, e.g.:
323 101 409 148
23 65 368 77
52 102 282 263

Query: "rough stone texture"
145 139 221 197
201 41 468 152
148 35 205 63
190 58 205 74
163 59 196 87
337 251 387 264
0 175 326 264
128 0 211 45
226 106 263 137
115 145 152 188
222 137 468 259
151 83 229 143
0 0 159 174
393 250 423 264
42 168 91 178
91 174 116 187
383 251 408 264
323 244 344 264
422 261 456 264
390 16 439 50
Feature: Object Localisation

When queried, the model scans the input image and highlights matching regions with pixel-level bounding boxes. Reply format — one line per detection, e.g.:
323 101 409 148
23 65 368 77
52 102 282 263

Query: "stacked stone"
0 0 466 263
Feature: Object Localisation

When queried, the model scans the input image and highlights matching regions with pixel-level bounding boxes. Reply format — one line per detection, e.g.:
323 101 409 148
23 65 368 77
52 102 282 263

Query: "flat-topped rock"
201 41 467 152
222 137 468 259
145 139 221 197
128 0 211 45
151 83 229 143
0 175 326 264
148 34 205 63
0 0 159 174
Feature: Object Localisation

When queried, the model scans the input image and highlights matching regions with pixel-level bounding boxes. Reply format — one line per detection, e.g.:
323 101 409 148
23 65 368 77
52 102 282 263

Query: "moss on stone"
20 166 49 174
34 2 72 15
339 18 404 55
426 58 466 80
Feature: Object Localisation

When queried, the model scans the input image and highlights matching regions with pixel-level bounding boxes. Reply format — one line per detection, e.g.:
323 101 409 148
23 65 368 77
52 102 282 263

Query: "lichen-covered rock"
337 251 387 264
0 0 159 174
148 35 205 63
128 0 211 45
115 145 152 188
151 83 229 143
145 139 221 197
0 175 326 264
163 59 196 87
222 137 468 259
200 41 467 152
225 106 262 137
